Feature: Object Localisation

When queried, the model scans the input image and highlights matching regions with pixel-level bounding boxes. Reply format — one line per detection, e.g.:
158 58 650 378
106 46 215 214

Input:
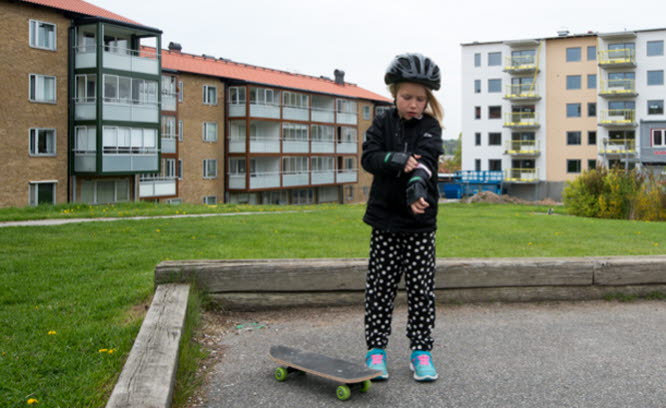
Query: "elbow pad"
406 176 427 206
384 152 410 171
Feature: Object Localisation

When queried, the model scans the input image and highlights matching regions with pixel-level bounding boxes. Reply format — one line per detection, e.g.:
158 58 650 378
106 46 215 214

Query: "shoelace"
370 354 384 365
416 355 431 366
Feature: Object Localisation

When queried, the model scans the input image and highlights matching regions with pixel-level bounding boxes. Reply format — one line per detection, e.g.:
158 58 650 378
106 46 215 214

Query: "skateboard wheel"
360 380 371 393
336 385 351 401
274 367 288 382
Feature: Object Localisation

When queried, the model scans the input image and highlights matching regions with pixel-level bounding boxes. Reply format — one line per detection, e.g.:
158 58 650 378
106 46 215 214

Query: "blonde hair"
389 83 444 126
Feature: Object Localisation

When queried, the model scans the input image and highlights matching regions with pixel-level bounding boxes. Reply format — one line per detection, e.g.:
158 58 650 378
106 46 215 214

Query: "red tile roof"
20 0 140 26
162 50 392 103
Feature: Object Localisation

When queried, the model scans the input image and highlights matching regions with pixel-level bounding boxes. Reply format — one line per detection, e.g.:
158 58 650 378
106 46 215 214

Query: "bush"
563 166 666 221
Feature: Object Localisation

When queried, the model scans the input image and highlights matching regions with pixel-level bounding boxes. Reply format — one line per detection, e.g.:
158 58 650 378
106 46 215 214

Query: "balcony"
229 102 246 117
250 171 281 189
599 109 636 127
504 168 539 183
73 150 96 172
312 107 335 123
600 138 636 155
505 140 540 156
283 106 309 121
75 98 96 120
250 102 280 119
283 171 310 187
312 139 335 153
161 136 177 154
228 137 246 153
503 112 540 129
503 55 539 74
336 141 358 154
162 92 177 111
504 84 541 102
312 169 335 185
599 79 637 98
102 151 159 172
250 136 280 153
336 111 357 125
103 99 159 123
337 169 358 183
283 140 309 153
228 173 246 189
598 49 636 68
139 176 177 198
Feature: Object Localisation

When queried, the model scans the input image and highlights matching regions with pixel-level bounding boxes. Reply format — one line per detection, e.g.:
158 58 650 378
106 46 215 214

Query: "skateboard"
269 345 383 401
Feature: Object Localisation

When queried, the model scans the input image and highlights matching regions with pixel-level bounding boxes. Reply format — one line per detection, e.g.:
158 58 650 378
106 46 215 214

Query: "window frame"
648 100 664 115
647 40 664 57
203 84 218 105
647 70 664 86
567 159 582 174
202 122 218 142
29 128 57 156
566 75 582 90
487 78 501 93
29 19 56 51
566 131 582 146
566 47 582 62
29 73 56 103
488 52 502 66
652 128 666 147
202 159 218 179
566 103 582 118
29 181 56 206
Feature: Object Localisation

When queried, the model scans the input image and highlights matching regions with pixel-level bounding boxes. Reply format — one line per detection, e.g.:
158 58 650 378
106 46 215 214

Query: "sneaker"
410 351 438 382
365 348 389 380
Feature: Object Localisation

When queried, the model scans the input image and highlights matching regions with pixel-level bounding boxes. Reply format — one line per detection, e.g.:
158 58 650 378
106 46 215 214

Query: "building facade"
462 29 666 201
0 0 390 208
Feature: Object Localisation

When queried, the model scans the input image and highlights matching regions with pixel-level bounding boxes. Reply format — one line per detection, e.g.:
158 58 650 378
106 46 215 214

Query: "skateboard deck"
269 345 382 400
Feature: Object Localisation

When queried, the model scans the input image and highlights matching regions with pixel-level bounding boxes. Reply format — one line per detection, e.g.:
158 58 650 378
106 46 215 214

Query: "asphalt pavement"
190 300 666 408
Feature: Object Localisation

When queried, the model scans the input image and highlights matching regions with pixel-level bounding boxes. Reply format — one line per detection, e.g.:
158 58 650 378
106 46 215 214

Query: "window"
102 126 156 154
336 99 357 114
203 159 218 178
566 75 581 90
29 20 56 50
103 75 157 104
588 131 597 145
474 79 481 93
229 87 246 104
75 74 96 102
29 74 56 103
488 132 502 146
488 52 502 66
567 131 581 145
648 100 664 115
566 47 581 62
178 81 184 102
178 120 183 142
588 160 597 170
177 159 183 179
81 179 129 204
474 106 481 119
511 49 536 66
652 129 666 147
647 40 664 56
475 132 481 146
250 87 279 105
283 123 309 142
203 122 217 142
363 106 371 120
488 106 501 119
283 91 309 109
587 45 596 61
567 159 582 173
488 159 502 171
75 126 96 153
566 103 581 118
588 103 596 117
474 53 481 67
488 79 501 93
647 70 664 86
29 182 56 206
474 159 481 171
203 196 217 205
29 128 56 156
587 74 597 89
203 85 217 104
609 100 635 111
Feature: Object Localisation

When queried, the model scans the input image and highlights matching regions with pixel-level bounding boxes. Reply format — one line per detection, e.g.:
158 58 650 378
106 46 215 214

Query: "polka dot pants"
364 228 437 351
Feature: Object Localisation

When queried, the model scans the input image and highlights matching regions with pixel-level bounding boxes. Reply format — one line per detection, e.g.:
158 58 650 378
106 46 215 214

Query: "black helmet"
384 53 441 91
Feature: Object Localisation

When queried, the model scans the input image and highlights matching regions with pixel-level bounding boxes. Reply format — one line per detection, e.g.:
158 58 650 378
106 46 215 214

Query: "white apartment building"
462 28 666 201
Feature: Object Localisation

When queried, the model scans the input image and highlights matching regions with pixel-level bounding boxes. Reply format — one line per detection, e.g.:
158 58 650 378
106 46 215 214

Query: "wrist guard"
406 176 427 206
384 152 410 171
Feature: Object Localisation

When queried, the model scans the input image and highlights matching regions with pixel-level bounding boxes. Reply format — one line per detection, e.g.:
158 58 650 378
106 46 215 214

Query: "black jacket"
362 108 444 233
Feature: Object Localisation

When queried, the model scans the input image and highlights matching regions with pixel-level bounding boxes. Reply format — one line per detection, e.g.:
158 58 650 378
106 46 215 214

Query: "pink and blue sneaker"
365 348 389 380
410 350 438 382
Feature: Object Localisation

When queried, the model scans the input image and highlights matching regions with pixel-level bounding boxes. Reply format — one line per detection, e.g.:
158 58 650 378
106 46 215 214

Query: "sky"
95 0 666 140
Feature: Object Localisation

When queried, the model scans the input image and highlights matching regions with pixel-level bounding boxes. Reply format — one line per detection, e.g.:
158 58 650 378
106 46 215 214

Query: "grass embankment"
1 202 664 407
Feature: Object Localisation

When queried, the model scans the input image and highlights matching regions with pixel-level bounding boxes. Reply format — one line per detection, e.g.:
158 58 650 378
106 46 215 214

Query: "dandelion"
27 398 39 405
528 242 533 246
156 229 161 233
108 349 116 354
47 330 56 335
98 348 108 353
654 243 660 247
191 236 196 240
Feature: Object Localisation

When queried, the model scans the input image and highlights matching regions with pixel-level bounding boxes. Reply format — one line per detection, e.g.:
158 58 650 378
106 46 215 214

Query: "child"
361 53 444 382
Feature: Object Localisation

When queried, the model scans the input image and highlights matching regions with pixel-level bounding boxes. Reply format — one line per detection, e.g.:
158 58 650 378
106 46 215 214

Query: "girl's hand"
403 154 422 173
410 197 429 214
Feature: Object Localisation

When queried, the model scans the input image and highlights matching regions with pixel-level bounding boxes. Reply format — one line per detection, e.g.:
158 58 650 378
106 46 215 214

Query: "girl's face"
395 82 428 120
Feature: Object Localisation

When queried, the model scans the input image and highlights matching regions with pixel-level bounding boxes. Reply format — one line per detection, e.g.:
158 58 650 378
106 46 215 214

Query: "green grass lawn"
1 202 664 407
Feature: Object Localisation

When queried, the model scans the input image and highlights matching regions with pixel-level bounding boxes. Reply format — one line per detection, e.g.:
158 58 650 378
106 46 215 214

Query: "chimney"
168 42 182 52
334 69 345 85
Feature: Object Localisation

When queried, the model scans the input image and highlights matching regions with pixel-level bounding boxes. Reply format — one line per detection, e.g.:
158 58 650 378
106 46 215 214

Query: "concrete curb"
155 256 666 310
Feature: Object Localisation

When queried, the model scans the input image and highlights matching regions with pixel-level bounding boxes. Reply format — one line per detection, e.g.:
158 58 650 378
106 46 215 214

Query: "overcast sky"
96 0 665 140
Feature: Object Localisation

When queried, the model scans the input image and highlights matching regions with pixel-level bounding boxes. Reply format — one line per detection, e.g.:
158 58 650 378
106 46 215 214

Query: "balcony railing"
336 141 358 154
139 176 177 198
161 136 177 154
249 136 280 153
503 112 540 128
162 92 177 111
599 109 636 127
249 171 281 189
504 83 540 101
312 107 335 123
103 99 159 123
283 140 309 153
75 45 159 74
337 169 358 183
283 171 310 187
504 168 539 183
228 168 359 190
505 140 540 155
503 55 538 73
312 140 335 153
599 79 637 98
73 150 96 172
598 48 636 68
312 169 336 185
600 138 636 155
